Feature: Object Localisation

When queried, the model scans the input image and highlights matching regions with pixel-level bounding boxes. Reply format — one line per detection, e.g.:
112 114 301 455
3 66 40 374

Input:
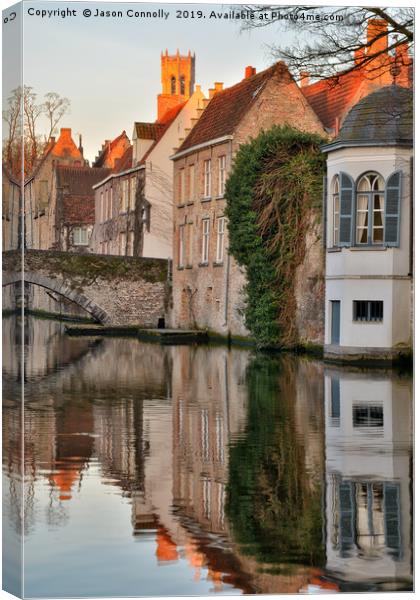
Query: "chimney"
78 134 84 156
60 128 72 139
208 87 216 100
299 71 310 87
214 82 224 93
396 42 409 65
366 18 388 58
354 47 365 66
244 66 256 79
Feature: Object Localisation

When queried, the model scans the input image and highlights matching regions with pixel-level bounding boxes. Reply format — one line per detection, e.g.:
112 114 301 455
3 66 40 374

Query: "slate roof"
327 85 413 149
56 166 111 195
177 62 291 153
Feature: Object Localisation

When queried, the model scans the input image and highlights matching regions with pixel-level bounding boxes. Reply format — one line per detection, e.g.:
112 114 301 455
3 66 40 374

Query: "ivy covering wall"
225 125 326 348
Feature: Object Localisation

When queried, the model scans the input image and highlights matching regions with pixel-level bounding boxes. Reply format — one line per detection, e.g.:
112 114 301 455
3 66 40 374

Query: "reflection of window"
337 480 401 559
356 173 385 245
217 482 225 526
353 404 383 428
330 377 340 426
216 414 224 463
203 477 211 520
353 300 383 322
201 408 209 461
73 226 88 245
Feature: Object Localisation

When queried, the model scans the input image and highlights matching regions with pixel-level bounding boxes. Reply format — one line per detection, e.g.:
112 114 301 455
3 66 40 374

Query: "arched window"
332 175 340 246
170 76 176 95
356 172 385 245
180 75 185 96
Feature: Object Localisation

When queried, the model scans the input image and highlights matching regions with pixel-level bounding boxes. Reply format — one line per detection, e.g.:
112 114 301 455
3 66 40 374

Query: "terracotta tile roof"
138 103 186 164
177 63 289 153
62 195 95 225
134 122 166 140
113 145 133 173
56 165 111 195
159 101 187 124
301 70 365 131
93 130 130 167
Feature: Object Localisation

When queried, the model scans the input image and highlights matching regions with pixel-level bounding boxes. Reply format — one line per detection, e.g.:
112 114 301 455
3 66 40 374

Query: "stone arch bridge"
3 250 170 326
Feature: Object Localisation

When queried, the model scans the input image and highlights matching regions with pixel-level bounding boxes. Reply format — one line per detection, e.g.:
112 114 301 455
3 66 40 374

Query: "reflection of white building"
323 86 413 363
324 368 412 588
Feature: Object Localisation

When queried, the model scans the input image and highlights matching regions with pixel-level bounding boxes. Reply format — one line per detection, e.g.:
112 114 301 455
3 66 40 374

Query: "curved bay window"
356 173 385 245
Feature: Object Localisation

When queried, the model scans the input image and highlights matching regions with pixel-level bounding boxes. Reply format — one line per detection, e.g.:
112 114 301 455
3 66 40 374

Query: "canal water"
3 316 413 596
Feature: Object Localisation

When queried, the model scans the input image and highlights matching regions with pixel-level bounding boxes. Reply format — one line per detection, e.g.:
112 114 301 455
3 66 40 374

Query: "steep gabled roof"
113 145 133 173
56 165 111 195
302 70 365 132
92 131 130 168
177 63 289 153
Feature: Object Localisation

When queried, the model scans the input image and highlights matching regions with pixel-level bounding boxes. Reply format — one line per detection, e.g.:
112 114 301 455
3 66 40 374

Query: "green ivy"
225 125 326 348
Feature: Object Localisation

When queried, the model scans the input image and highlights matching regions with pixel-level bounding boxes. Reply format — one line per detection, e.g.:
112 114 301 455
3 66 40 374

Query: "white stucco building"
323 367 412 589
322 85 413 363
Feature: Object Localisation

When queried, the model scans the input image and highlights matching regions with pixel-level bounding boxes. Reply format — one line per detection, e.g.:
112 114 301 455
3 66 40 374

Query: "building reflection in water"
2 316 413 596
324 367 412 591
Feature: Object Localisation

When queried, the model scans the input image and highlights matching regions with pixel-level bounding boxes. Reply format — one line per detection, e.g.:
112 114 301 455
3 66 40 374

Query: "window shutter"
338 172 354 246
322 174 327 248
384 171 402 246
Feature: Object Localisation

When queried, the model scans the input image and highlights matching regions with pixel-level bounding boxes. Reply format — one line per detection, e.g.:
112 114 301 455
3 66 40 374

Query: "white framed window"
179 168 185 204
187 222 193 266
73 226 88 246
100 192 104 223
179 224 185 267
119 231 127 255
215 217 225 263
332 176 340 246
204 159 211 198
356 173 385 245
189 164 195 201
218 155 226 196
121 179 129 213
201 218 210 263
129 177 136 210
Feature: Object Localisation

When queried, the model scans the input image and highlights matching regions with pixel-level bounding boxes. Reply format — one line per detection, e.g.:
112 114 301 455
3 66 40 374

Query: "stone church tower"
157 49 195 121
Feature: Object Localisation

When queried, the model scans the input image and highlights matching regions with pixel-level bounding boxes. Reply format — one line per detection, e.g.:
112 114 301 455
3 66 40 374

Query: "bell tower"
157 49 195 122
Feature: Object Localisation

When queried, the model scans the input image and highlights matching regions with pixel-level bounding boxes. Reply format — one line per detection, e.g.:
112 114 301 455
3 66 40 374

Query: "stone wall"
3 250 170 327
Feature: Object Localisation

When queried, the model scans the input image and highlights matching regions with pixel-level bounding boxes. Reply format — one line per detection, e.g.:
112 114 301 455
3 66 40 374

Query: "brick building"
90 146 145 256
24 127 86 249
53 165 111 252
170 61 325 338
92 131 131 169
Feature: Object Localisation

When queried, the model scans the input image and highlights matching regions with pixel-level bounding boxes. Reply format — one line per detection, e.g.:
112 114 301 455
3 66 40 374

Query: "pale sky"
3 1 303 162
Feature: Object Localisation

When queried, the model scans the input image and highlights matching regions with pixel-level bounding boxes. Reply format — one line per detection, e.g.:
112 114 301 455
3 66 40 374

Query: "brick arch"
2 271 111 324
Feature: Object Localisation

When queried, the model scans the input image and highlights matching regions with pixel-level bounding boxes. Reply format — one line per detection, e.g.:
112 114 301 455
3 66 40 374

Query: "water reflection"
2 316 413 596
